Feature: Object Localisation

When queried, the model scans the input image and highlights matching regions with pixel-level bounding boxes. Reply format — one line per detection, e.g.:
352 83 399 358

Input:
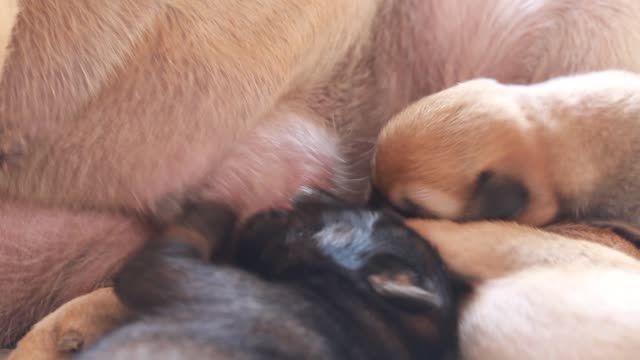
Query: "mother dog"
1 0 640 346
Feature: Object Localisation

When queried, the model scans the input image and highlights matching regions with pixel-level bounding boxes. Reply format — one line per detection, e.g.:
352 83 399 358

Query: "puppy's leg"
405 219 640 282
9 288 130 360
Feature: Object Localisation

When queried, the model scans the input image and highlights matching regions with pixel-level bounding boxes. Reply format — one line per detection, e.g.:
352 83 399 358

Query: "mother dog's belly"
0 202 148 346
0 111 341 346
199 112 341 218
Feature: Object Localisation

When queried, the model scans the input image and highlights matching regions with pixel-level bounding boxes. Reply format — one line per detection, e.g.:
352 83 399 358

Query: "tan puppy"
408 219 640 360
4 0 640 346
374 70 640 227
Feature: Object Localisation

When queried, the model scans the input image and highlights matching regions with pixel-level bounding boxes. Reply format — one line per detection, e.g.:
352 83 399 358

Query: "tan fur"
4 0 640 348
0 0 381 213
9 288 130 360
375 70 640 226
407 219 640 360
3 0 640 216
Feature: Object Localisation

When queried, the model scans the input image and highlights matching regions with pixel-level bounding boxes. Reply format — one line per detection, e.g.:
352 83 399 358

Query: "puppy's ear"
365 257 444 312
465 171 528 220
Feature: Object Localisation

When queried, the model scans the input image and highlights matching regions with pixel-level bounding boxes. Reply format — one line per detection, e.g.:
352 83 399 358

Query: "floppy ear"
465 171 528 220
364 257 445 312
368 272 444 312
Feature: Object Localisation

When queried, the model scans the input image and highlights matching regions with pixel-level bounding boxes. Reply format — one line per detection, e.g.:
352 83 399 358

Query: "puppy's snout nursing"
373 79 557 225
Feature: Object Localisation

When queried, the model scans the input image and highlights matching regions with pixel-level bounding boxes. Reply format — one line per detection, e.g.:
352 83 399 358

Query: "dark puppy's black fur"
77 189 459 360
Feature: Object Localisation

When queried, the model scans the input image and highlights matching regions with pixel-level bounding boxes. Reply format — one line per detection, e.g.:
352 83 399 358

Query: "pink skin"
2 0 638 346
0 203 148 346
0 113 342 347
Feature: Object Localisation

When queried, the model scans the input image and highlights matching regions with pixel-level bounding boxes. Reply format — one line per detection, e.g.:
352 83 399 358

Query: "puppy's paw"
9 288 130 360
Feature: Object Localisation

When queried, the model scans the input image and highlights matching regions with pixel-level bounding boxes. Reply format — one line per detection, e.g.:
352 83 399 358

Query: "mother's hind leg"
9 202 236 359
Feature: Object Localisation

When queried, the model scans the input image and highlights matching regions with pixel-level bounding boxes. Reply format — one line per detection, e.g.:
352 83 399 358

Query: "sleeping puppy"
407 219 640 360
71 189 457 360
373 70 640 232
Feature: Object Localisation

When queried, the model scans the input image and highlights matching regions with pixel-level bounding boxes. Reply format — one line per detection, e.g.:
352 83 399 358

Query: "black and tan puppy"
73 189 458 360
13 191 640 360
373 70 640 234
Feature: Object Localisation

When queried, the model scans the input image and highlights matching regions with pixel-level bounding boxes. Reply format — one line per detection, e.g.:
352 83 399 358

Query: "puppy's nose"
466 172 529 220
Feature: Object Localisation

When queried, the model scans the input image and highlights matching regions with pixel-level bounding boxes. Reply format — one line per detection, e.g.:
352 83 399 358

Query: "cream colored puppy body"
463 267 640 360
528 71 640 223
408 220 640 360
376 71 640 226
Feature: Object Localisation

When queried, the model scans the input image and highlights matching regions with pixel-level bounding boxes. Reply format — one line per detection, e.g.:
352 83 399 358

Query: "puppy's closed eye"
465 171 529 221
395 198 427 218
368 186 428 218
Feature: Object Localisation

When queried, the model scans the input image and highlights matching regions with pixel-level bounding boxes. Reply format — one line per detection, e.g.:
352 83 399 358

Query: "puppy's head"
373 78 558 225
235 188 457 347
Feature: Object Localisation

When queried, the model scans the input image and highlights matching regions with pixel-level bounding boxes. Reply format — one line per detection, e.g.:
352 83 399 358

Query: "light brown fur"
0 0 381 213
375 71 640 226
9 288 129 360
407 219 640 360
3 0 640 347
